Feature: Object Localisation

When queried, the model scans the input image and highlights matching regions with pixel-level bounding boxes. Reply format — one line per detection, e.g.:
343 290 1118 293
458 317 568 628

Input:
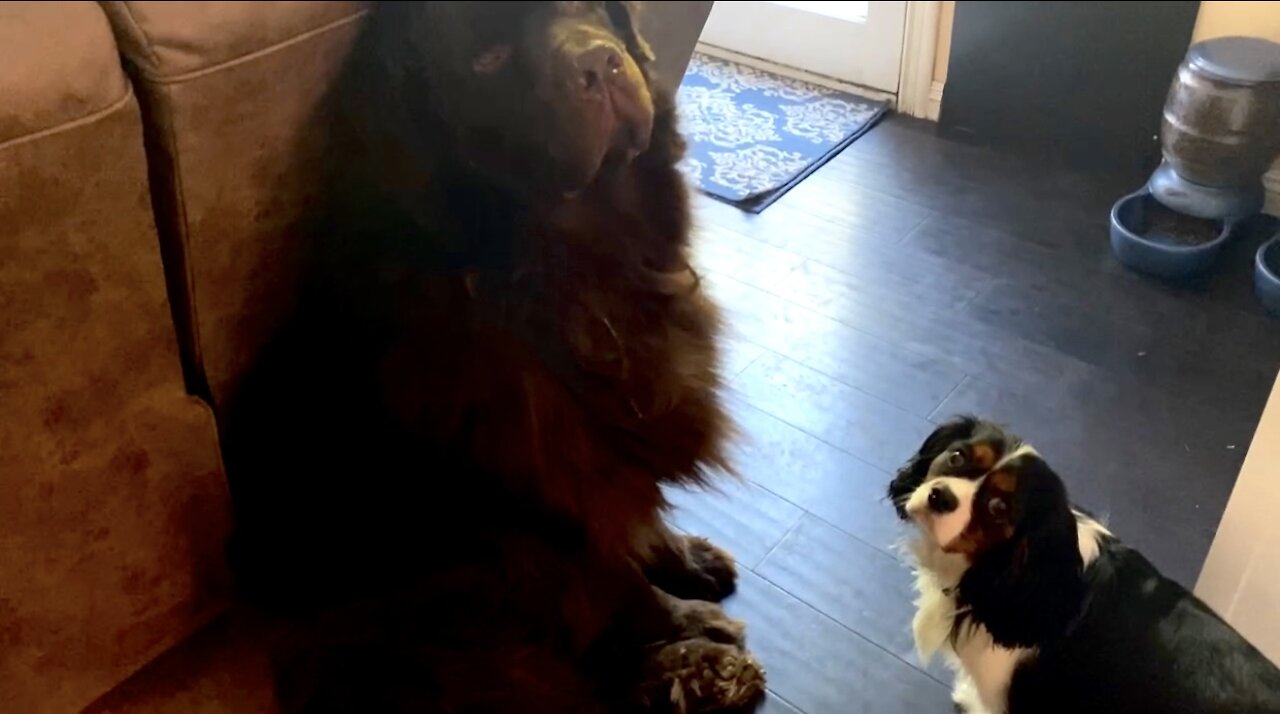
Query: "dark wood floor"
668 114 1280 714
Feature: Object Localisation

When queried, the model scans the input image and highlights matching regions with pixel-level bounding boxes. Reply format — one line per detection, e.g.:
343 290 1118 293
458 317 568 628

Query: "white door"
697 1 908 93
1196 372 1280 664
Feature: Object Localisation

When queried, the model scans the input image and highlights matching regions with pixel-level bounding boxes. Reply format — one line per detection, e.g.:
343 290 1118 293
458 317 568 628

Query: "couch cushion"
99 1 369 410
102 1 365 80
82 612 280 714
0 2 128 144
0 5 232 711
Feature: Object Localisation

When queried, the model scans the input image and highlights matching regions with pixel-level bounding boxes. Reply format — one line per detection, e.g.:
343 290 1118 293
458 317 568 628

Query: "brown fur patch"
946 472 1017 559
988 467 1019 492
970 442 999 471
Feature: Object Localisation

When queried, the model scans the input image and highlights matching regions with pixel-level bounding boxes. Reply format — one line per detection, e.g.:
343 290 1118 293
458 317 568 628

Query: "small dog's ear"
956 458 1084 648
907 415 980 477
605 1 656 64
917 416 979 460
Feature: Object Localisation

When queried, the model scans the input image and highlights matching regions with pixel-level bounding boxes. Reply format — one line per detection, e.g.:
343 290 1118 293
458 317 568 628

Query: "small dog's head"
890 417 1087 647
888 416 1021 523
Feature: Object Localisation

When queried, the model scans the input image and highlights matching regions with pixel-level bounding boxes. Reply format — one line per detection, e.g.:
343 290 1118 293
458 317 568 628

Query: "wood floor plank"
725 396 904 557
759 695 804 714
731 352 937 474
697 208 1005 323
721 331 768 381
706 272 966 418
962 275 1278 418
766 258 1193 442
772 250 979 320
694 176 933 251
724 571 951 714
902 210 1280 336
692 223 807 289
663 477 805 570
759 173 934 246
755 515 922 670
812 142 1123 250
765 256 1093 385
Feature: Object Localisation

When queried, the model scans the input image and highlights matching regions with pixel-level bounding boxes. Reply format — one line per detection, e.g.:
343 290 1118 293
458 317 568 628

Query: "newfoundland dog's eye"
946 450 966 468
987 497 1008 517
473 45 513 75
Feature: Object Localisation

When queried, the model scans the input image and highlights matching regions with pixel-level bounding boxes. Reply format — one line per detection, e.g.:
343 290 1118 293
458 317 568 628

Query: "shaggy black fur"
221 3 764 712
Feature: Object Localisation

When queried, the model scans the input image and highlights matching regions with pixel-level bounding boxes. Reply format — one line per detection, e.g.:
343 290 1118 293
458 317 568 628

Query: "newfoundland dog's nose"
568 39 652 157
927 485 959 514
577 44 624 94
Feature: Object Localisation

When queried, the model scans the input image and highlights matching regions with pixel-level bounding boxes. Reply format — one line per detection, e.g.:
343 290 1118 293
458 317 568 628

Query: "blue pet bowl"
1255 237 1280 317
1110 190 1235 280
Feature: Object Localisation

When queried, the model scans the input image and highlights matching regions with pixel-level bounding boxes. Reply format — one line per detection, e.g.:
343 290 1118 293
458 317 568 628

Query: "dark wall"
940 1 1200 179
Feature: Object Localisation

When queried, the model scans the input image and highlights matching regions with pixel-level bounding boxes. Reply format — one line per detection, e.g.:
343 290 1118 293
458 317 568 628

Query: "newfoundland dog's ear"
956 457 1085 649
605 1 656 65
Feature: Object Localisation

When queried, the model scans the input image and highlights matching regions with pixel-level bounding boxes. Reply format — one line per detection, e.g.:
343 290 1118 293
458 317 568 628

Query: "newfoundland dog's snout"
576 43 623 94
562 33 654 159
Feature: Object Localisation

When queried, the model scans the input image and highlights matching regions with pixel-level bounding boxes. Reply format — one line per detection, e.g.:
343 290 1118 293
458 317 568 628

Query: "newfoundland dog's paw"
640 638 766 713
667 597 747 647
651 535 738 602
684 537 737 598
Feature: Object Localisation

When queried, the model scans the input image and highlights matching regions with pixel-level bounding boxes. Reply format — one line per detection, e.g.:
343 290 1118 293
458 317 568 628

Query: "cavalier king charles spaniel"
888 416 1280 714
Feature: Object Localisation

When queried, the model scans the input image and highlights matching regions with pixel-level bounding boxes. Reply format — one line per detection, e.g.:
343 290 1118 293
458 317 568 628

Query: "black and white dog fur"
888 416 1280 714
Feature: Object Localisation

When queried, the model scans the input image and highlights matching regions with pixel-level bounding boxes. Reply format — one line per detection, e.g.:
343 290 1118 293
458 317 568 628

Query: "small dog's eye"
473 45 512 75
988 497 1008 517
946 450 965 468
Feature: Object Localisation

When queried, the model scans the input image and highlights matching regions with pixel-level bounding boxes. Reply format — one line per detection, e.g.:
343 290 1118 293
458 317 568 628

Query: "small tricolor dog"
888 416 1280 714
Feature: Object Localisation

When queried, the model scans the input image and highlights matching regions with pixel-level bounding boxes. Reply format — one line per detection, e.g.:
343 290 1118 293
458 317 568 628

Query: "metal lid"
1188 36 1280 84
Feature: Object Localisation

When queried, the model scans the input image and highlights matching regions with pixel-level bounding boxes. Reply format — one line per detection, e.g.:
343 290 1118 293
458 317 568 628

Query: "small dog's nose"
927 485 958 514
577 44 624 94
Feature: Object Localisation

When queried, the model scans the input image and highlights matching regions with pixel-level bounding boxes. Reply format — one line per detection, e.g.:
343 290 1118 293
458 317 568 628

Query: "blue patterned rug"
676 53 887 213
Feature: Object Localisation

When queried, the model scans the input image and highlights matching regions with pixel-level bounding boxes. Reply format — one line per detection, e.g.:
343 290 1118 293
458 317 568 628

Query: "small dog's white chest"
909 549 1030 714
951 629 1029 714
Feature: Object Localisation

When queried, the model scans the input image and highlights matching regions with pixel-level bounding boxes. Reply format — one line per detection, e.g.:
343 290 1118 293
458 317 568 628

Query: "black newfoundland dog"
223 2 764 712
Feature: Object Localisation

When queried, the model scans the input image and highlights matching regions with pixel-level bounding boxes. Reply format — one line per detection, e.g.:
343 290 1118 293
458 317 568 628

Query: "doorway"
696 1 908 93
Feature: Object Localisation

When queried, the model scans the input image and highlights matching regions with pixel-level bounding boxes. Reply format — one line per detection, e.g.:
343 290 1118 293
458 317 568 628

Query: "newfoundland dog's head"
351 1 661 196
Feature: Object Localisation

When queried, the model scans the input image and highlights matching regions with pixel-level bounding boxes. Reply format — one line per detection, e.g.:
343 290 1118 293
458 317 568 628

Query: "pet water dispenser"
1110 36 1280 299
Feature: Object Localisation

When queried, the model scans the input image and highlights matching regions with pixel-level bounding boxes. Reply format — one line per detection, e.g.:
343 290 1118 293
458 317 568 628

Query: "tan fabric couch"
1 3 366 711
99 1 369 411
0 3 232 712
0 2 711 711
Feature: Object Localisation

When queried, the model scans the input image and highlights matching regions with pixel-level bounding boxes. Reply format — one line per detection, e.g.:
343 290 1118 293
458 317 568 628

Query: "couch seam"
135 9 369 84
0 88 134 153
112 1 163 70
149 83 210 402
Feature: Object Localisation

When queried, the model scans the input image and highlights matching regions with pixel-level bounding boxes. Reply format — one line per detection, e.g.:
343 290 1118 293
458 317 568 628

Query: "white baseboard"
1265 164 1280 217
897 0 942 120
927 81 944 121
693 42 898 106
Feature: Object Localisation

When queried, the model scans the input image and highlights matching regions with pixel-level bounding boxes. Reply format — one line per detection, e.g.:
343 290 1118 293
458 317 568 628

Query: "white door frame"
698 1 909 92
897 0 943 119
691 1 944 119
